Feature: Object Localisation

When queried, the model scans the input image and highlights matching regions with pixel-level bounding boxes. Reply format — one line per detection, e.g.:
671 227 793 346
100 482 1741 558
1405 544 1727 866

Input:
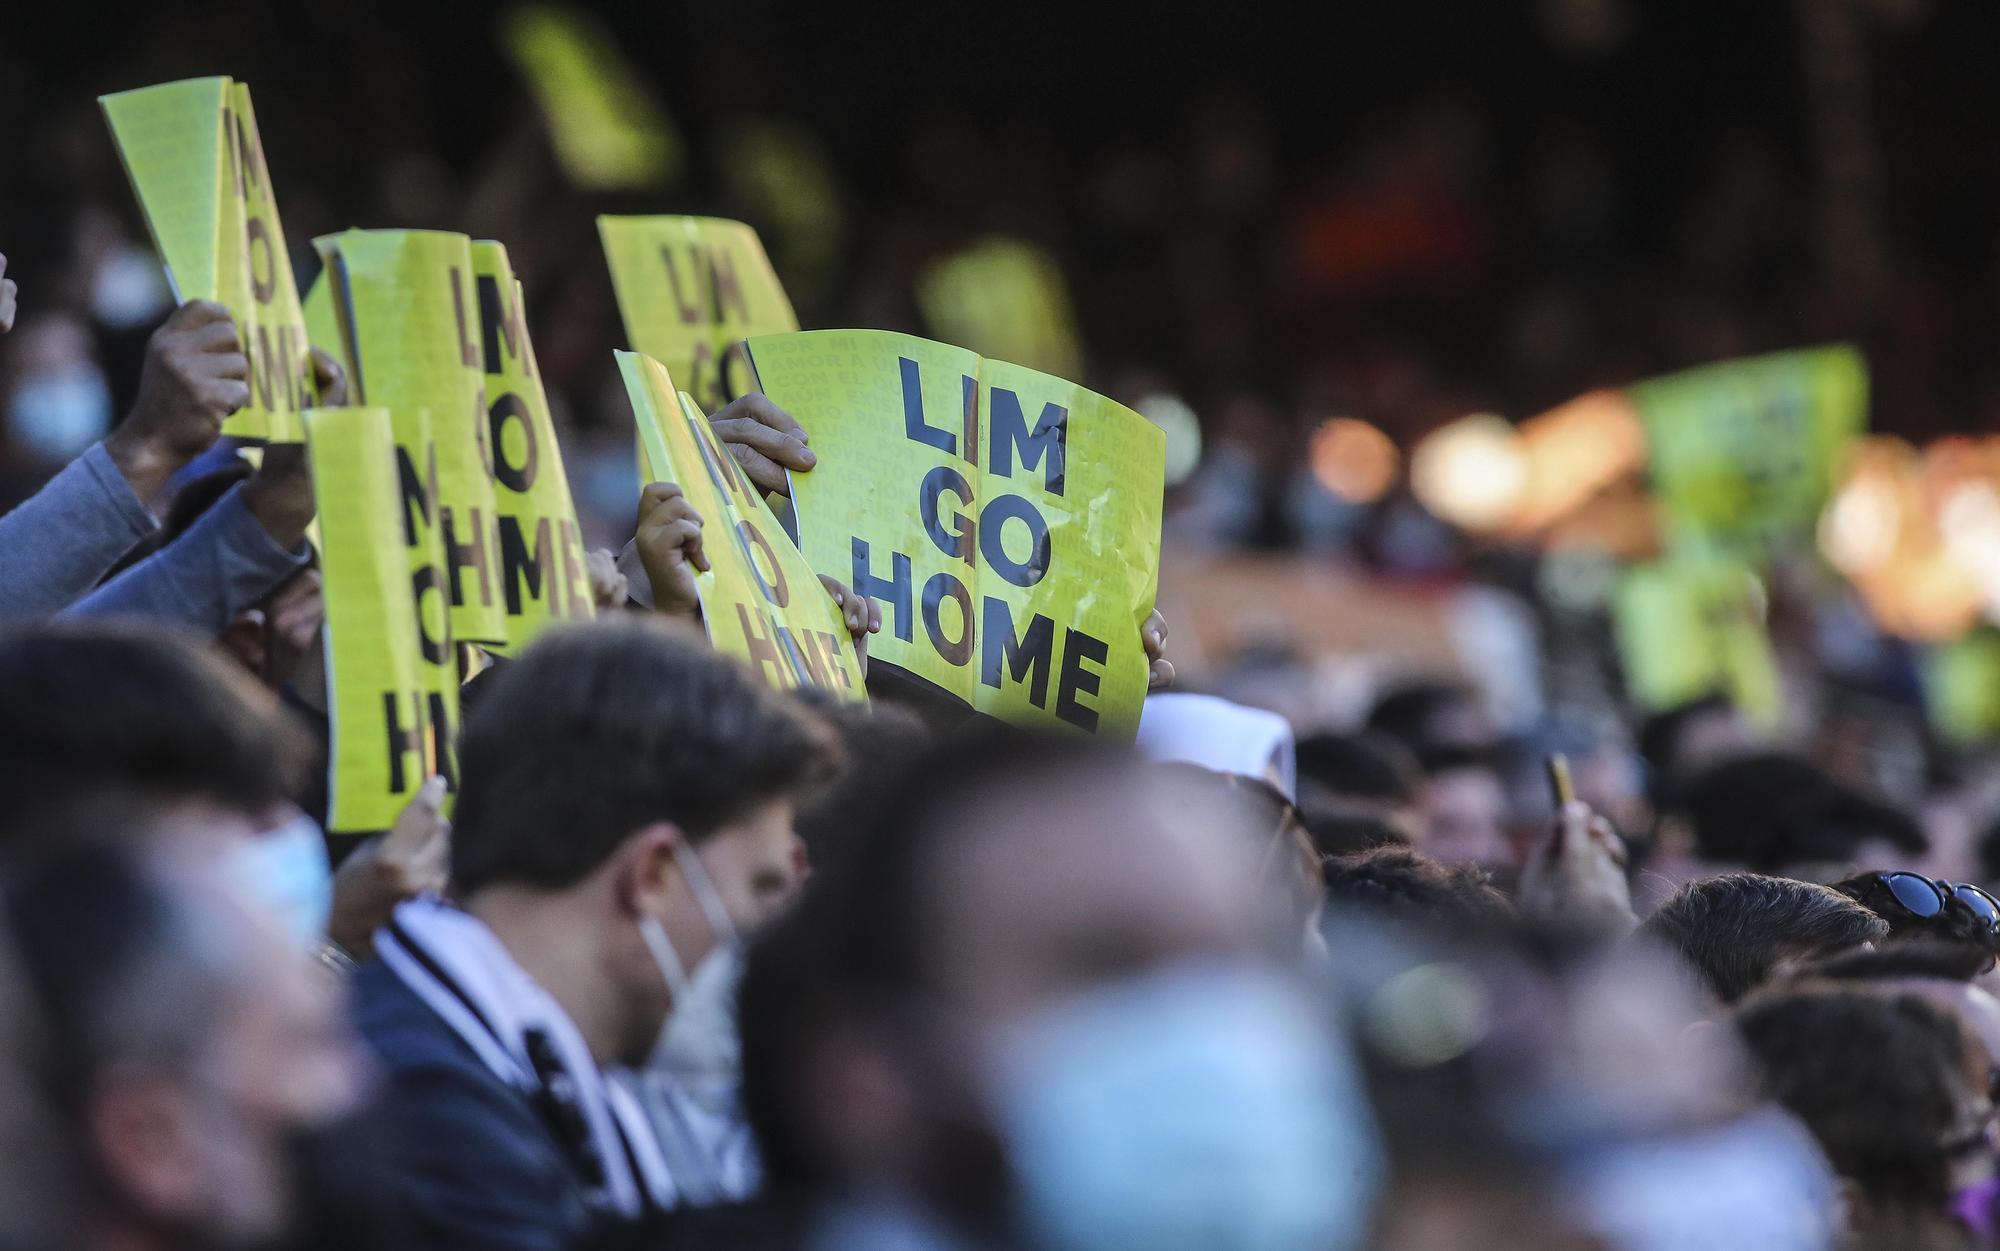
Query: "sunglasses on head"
1877 871 2000 934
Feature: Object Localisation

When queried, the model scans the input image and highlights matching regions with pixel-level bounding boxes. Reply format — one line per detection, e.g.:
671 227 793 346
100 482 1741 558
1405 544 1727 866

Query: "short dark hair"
1300 806 1409 858
1321 845 1516 938
0 623 304 839
1366 680 1480 757
1795 941 1995 986
449 620 839 894
1636 694 1734 786
790 699 929 877
1293 733 1420 806
1668 754 1927 872
1734 984 1980 1209
1638 873 1890 1004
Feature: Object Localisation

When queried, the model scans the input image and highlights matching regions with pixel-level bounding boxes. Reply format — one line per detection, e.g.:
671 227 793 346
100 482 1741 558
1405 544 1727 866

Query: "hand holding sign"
636 480 709 618
107 300 249 499
710 392 814 495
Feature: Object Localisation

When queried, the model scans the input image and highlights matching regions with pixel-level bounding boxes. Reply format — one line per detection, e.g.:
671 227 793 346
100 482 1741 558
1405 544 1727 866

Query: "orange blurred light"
1505 389 1646 535
1410 414 1527 533
1310 418 1400 505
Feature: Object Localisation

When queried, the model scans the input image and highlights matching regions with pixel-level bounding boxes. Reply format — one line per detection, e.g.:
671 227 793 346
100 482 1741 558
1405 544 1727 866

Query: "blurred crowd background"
9 0 2000 892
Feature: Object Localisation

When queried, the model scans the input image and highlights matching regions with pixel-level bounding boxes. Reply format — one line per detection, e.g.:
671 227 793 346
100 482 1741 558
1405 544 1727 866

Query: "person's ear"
611 822 679 918
91 1069 205 1223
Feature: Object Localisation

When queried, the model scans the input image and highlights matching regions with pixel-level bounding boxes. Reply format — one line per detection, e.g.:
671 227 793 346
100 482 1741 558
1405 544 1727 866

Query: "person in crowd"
1652 753 1930 883
0 300 336 633
3 836 373 1251
1638 873 1891 1006
1365 679 1493 761
1322 845 1517 940
351 618 839 1247
1414 744 1516 871
1156 763 1328 963
1293 730 1424 844
741 727 1380 1251
1834 872 2000 970
1137 691 1297 796
1637 693 1752 801
1734 984 1994 1249
792 697 930 876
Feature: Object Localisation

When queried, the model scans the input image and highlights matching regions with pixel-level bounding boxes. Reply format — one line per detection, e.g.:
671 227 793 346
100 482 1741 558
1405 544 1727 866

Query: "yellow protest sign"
916 237 1084 381
599 216 798 414
319 229 509 646
617 351 866 700
386 407 461 783
305 406 445 834
500 4 682 191
102 77 315 442
472 242 594 650
747 331 1165 736
1634 346 1867 559
1612 556 1782 728
302 270 349 384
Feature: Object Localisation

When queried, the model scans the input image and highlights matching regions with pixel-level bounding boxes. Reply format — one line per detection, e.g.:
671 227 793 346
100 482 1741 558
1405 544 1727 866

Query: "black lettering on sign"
783 622 830 688
734 601 787 689
426 690 458 787
709 246 747 323
442 508 494 608
811 630 853 689
688 413 755 503
664 245 704 323
449 268 480 367
488 393 539 493
717 340 757 406
922 572 973 667
231 107 267 198
476 274 527 377
919 465 976 564
381 690 427 795
246 217 277 305
249 324 299 412
396 445 439 548
980 597 1054 707
735 519 790 607
962 372 981 469
499 514 561 617
411 565 450 665
1055 628 1109 732
852 538 913 642
900 356 956 454
989 388 1067 496
978 494 1052 589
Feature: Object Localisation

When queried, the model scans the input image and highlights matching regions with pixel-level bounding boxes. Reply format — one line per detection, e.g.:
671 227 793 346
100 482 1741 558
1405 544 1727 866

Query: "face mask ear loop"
671 838 740 947
640 913 692 1004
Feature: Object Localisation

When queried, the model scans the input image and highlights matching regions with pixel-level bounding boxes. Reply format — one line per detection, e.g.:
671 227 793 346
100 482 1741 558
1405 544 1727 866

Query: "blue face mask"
225 813 334 950
8 369 112 463
990 961 1380 1251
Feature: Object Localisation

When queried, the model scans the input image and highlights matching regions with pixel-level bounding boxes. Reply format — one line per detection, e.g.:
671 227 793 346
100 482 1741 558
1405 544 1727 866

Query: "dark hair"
1293 732 1420 805
1734 984 1981 1210
1413 743 1502 781
791 699 929 878
0 623 304 839
449 619 839 894
1668 754 1928 873
1638 873 1891 1004
813 725 1127 1001
1321 845 1516 938
1832 873 2000 959
1796 941 1995 986
737 896 836 1202
1636 694 1734 786
1365 680 1481 757
1301 805 1410 858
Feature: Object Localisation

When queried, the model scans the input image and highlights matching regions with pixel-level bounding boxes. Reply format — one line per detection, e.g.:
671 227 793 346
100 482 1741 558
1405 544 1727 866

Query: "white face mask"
991 961 1381 1251
9 368 112 463
224 812 333 951
637 838 742 1063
